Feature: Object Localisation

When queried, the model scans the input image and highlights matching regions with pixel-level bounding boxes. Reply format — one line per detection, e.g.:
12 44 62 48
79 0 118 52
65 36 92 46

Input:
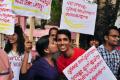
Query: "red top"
56 48 85 74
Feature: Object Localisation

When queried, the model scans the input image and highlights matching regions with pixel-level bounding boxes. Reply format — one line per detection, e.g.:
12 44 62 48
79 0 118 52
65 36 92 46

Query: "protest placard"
60 0 97 35
63 46 117 80
115 16 120 28
12 0 52 19
0 0 15 35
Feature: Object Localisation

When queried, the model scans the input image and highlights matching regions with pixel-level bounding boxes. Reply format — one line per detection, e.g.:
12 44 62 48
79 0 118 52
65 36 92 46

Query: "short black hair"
103 26 119 36
88 35 99 42
36 35 49 57
57 29 71 41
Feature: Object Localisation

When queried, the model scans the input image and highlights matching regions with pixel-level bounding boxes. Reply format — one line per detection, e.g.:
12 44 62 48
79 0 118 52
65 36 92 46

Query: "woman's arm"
20 38 32 74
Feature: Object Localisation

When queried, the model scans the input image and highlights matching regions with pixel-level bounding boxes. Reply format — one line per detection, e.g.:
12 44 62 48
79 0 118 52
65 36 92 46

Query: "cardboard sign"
60 0 97 35
63 46 117 80
0 0 15 35
115 16 120 28
12 0 52 19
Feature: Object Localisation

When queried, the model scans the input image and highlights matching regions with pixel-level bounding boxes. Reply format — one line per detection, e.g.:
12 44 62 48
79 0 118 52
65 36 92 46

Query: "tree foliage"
47 0 62 26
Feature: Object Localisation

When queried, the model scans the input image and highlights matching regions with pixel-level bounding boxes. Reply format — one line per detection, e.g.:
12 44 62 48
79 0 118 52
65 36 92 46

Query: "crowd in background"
0 24 120 80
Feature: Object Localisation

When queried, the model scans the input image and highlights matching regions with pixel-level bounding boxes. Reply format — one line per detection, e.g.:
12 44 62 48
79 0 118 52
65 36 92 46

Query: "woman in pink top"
0 49 13 80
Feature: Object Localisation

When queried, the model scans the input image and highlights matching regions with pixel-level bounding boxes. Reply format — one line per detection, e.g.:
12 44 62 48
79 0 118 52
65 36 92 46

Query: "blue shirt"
27 58 59 80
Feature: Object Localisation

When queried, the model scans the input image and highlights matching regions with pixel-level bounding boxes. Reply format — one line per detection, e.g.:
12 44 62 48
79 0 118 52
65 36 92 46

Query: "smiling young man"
97 26 120 79
56 29 85 74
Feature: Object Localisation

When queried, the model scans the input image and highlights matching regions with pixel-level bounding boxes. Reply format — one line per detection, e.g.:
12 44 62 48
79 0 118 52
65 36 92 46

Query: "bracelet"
0 71 10 75
0 68 11 75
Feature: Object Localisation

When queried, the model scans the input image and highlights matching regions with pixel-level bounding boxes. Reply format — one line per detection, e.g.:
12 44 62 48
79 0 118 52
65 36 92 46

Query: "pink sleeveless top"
0 49 10 80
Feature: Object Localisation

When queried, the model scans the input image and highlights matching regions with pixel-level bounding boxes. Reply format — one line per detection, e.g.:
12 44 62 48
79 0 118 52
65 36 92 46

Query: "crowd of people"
0 25 120 80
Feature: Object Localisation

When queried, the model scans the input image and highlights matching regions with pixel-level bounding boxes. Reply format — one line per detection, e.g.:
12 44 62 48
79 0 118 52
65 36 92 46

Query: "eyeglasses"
109 35 120 38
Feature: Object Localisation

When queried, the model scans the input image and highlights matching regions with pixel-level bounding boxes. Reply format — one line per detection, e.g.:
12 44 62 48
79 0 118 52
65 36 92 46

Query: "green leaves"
48 0 62 26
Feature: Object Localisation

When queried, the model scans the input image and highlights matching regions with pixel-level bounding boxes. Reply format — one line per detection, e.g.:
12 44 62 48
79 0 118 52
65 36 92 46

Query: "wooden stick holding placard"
1 34 4 49
29 17 35 41
76 33 80 48
0 34 5 49
0 34 2 49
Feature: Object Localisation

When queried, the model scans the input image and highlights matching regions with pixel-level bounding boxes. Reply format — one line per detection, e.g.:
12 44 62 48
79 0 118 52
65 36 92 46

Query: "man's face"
71 39 77 48
57 34 71 53
50 30 58 40
105 29 119 46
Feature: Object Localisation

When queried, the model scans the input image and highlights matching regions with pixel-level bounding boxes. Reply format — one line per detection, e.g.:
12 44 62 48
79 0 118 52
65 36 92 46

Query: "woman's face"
89 39 99 47
47 38 58 54
8 33 18 44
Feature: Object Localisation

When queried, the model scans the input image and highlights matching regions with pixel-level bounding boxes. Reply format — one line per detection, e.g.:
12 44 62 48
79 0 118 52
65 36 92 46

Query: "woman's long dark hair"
4 24 25 55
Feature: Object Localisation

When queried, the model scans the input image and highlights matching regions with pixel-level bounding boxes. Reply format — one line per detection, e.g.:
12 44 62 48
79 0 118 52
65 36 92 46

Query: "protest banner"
12 0 52 19
0 0 15 35
63 46 117 80
60 0 97 35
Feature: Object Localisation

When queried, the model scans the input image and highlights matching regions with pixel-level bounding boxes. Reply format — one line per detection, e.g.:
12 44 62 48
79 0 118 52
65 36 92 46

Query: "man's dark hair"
103 26 119 43
103 26 119 36
49 27 58 35
36 35 49 57
57 29 71 41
